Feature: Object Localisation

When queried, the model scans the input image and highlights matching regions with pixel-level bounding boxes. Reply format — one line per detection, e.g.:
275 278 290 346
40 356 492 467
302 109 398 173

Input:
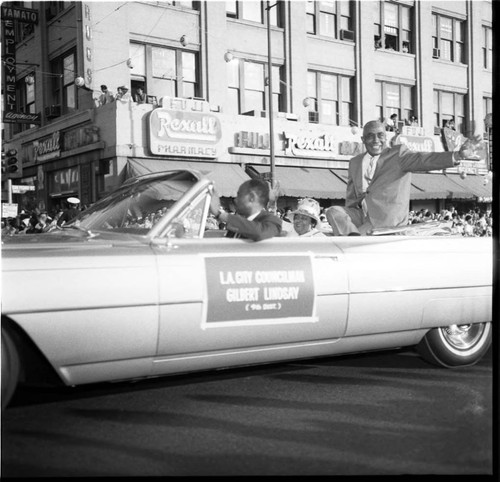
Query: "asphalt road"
1 347 494 477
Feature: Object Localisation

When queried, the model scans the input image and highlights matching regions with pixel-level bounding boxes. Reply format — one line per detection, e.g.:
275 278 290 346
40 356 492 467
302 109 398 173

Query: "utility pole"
266 1 275 192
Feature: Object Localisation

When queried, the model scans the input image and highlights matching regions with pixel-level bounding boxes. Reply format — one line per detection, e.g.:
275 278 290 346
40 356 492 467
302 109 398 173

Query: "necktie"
362 156 376 217
364 156 376 187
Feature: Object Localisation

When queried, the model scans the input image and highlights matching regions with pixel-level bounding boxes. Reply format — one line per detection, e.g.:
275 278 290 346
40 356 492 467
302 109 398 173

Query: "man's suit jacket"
225 209 282 241
346 144 455 228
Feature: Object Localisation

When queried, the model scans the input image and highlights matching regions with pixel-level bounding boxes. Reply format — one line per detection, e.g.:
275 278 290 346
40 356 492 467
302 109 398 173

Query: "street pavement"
1 347 494 477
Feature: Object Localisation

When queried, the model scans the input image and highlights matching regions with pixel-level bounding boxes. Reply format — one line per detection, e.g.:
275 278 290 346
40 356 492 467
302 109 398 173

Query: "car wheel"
1 327 20 410
417 322 492 368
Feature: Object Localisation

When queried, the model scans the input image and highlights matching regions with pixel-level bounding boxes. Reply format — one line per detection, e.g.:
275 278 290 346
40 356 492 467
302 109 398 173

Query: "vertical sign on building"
1 4 39 123
82 3 94 89
2 17 16 120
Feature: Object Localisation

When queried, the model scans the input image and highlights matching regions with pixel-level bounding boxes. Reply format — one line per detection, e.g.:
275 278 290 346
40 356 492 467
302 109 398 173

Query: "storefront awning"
126 158 250 197
445 173 493 202
248 165 347 199
411 173 476 200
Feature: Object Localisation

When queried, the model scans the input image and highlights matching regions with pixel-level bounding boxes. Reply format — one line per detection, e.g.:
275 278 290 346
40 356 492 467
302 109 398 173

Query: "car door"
150 191 349 376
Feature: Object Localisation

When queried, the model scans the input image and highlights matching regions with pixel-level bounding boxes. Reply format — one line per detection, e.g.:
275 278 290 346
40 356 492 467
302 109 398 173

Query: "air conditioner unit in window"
44 105 61 118
308 111 319 123
276 112 299 121
242 110 267 117
340 29 355 41
432 48 440 59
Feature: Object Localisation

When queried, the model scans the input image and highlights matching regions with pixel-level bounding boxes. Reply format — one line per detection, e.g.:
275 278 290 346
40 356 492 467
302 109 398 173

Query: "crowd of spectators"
407 207 493 237
1 204 86 236
96 85 151 107
2 204 493 238
276 204 493 237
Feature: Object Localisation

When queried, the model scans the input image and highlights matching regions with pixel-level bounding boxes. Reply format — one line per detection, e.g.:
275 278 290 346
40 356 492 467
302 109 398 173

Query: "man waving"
326 120 479 235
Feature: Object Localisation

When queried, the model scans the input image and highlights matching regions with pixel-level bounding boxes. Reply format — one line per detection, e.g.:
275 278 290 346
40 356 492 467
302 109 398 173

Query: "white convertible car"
1 170 492 409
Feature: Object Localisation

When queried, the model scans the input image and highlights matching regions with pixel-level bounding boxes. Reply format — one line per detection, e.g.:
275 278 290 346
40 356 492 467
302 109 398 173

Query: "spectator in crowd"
57 197 80 227
385 113 399 132
406 115 418 126
443 118 456 130
115 86 132 102
463 214 475 236
325 119 475 236
209 179 282 241
133 87 147 104
31 211 51 233
288 198 326 237
2 218 19 236
98 85 114 106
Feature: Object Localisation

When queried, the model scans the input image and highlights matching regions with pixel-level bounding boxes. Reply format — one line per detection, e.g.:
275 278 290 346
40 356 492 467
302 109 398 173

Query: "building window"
483 97 492 130
50 51 76 113
226 1 282 27
129 43 147 96
226 59 282 115
306 1 353 40
13 74 36 134
307 71 353 125
8 1 36 43
164 1 198 9
375 81 413 125
432 13 465 63
128 43 199 100
374 1 412 52
433 90 465 134
45 1 73 21
151 47 199 98
482 26 492 70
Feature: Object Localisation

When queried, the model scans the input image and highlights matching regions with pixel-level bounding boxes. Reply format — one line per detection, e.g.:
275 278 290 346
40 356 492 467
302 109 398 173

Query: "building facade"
1 0 493 217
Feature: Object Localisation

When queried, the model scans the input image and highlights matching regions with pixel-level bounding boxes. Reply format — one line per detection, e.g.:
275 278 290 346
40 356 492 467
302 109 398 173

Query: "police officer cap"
67 197 80 204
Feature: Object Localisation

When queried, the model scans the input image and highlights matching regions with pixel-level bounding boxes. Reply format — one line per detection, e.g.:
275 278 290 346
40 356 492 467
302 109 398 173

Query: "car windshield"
68 170 200 234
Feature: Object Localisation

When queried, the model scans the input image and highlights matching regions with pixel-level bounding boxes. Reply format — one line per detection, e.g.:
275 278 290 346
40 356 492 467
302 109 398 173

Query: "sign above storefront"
401 125 425 137
160 96 211 113
284 131 363 159
149 108 221 158
394 134 435 152
33 132 61 162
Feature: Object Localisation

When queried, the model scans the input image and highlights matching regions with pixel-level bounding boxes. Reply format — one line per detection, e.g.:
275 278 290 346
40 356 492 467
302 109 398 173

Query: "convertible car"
1 169 492 409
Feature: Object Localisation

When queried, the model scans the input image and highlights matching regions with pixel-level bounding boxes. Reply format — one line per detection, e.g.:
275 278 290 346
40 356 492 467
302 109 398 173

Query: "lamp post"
266 1 276 193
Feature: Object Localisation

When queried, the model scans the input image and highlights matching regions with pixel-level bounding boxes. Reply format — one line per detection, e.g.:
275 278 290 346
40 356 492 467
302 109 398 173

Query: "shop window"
375 81 414 127
374 1 412 53
307 71 354 126
433 90 465 134
226 1 282 27
227 59 283 115
306 1 353 40
432 13 466 64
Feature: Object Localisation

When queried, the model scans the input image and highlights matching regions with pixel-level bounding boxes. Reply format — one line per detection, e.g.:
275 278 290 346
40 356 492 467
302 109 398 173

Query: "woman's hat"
291 198 321 225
